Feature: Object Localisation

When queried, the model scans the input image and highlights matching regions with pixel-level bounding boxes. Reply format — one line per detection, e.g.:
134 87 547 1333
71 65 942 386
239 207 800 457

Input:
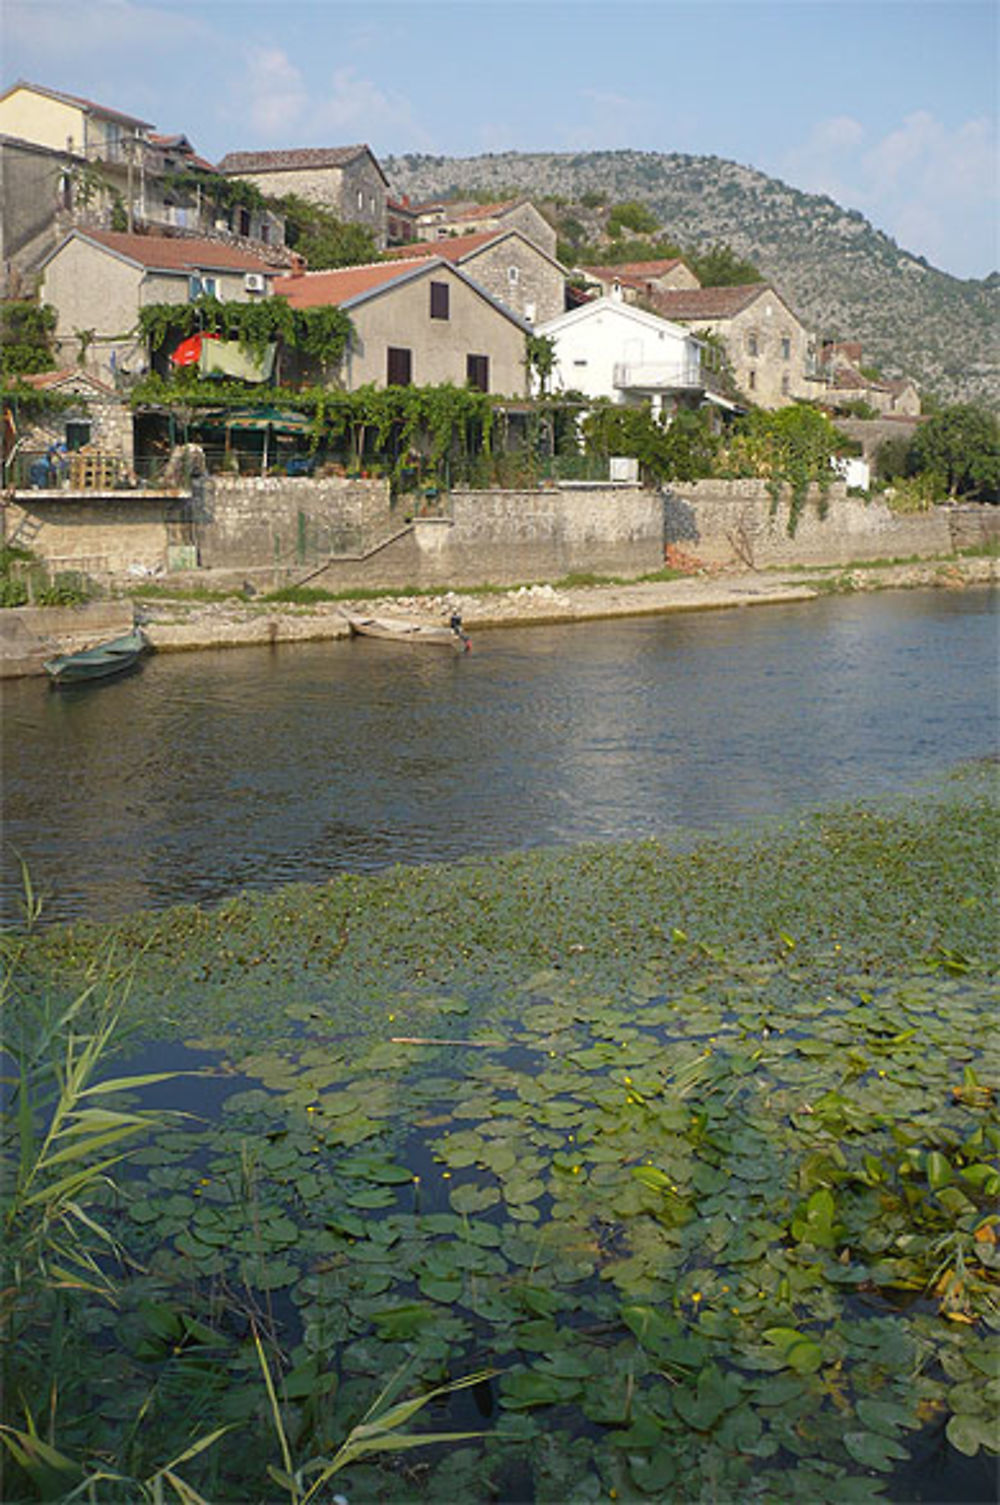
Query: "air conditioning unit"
244 273 266 293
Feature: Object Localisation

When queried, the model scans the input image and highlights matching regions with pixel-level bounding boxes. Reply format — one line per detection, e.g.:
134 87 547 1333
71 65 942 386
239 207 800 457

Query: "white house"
535 292 704 416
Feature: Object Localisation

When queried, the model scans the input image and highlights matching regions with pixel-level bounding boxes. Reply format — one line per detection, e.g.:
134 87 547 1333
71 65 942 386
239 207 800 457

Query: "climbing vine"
136 297 353 367
719 404 845 534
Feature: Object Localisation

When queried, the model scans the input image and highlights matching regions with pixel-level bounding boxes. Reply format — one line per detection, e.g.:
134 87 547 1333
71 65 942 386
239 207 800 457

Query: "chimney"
289 252 306 278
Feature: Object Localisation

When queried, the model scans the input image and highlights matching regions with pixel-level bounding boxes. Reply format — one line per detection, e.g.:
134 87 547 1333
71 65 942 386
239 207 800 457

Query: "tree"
276 193 380 270
685 242 761 287
909 404 1000 503
525 334 557 397
581 403 718 484
0 302 56 375
606 200 660 238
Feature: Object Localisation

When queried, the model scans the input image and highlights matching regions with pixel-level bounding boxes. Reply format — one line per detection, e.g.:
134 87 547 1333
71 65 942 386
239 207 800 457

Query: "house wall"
684 298 811 409
499 204 558 258
344 268 528 395
460 240 565 325
41 241 266 383
543 302 699 403
233 158 387 247
0 137 67 293
0 90 84 154
663 479 956 566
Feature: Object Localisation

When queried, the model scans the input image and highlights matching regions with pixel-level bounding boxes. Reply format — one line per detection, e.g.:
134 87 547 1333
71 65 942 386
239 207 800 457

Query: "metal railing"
612 361 703 391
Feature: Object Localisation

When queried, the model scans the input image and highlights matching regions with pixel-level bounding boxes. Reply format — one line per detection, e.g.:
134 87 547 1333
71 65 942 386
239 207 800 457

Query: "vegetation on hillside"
384 151 998 406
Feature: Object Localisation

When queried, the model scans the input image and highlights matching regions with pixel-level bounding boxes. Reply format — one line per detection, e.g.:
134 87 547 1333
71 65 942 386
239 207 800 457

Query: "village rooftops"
272 257 531 327
41 228 279 275
583 258 686 280
648 284 779 319
216 145 389 185
0 79 154 131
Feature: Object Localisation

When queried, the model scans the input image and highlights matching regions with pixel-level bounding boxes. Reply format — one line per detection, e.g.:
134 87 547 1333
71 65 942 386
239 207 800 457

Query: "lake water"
1 586 995 926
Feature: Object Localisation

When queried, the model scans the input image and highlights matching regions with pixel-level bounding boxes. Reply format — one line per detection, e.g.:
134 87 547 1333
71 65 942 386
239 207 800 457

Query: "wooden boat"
44 627 149 685
344 611 471 651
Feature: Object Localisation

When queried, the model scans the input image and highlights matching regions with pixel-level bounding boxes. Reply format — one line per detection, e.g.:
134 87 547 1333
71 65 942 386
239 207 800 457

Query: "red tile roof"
382 230 502 263
20 367 117 396
273 260 427 308
650 284 772 320
63 228 277 274
584 259 684 279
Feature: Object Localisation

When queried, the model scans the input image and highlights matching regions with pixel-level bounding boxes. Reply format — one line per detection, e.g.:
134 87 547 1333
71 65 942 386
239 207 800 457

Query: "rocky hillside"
384 150 998 407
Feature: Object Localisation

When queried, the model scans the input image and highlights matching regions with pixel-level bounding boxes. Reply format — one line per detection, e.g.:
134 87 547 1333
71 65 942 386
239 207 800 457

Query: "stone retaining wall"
303 483 662 591
196 475 395 571
663 480 957 567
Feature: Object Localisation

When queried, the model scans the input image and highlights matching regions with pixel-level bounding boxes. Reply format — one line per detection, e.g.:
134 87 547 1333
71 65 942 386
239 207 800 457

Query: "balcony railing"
612 361 703 391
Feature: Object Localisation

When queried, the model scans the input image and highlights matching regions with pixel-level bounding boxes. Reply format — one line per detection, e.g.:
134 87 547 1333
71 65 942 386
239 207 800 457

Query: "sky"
2 0 997 280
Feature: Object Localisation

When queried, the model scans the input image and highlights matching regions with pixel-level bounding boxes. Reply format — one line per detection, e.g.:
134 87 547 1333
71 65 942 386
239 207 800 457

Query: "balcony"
612 361 703 392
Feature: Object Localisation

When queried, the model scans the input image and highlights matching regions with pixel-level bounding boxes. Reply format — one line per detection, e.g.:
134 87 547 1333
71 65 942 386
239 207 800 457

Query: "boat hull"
344 614 470 649
44 629 148 684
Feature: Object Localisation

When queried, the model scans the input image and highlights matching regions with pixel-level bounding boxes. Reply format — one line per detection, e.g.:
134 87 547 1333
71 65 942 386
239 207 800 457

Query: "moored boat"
44 627 149 685
344 611 471 651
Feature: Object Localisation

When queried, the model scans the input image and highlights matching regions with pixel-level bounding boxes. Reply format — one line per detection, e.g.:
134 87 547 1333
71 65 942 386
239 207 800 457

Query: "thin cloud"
777 109 998 276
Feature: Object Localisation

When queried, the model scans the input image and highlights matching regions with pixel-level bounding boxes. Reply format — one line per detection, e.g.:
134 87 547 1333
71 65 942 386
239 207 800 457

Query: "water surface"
1 587 995 924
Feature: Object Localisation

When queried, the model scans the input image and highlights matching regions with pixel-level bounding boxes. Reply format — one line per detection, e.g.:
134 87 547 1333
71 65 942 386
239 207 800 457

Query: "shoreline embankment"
0 554 994 676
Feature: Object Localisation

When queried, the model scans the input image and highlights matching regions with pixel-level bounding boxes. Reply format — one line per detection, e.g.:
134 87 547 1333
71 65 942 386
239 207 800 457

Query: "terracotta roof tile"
583 259 684 279
649 284 771 320
273 260 426 308
65 228 277 274
383 230 502 262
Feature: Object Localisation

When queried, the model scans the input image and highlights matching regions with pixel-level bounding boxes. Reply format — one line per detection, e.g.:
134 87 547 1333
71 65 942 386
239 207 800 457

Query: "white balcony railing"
613 361 703 391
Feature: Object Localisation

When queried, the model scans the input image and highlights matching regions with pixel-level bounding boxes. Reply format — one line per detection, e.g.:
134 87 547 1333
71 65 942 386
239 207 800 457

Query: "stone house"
37 228 282 385
384 228 567 326
273 258 530 396
412 198 558 259
648 283 814 409
534 292 704 417
4 368 136 483
815 341 921 416
0 81 282 293
216 145 389 249
577 259 700 301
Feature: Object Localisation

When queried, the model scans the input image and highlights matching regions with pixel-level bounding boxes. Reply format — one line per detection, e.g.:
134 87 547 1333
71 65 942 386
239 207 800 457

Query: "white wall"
538 299 700 404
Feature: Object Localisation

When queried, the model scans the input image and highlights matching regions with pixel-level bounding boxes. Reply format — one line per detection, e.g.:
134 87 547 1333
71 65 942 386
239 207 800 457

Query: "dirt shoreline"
137 555 995 654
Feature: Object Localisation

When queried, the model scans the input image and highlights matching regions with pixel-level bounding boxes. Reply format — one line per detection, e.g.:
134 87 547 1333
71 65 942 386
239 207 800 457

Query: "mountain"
383 150 999 407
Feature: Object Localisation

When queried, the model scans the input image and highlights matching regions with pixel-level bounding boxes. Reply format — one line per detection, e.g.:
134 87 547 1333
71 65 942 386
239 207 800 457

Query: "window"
188 274 219 301
357 189 364 209
430 281 450 320
781 337 791 360
747 333 758 357
387 347 412 386
781 373 791 395
65 420 92 452
748 370 756 391
239 208 251 237
466 354 489 392
508 266 519 286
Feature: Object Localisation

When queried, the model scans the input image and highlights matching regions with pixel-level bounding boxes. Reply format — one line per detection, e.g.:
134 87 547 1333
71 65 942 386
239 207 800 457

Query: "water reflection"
1 587 995 924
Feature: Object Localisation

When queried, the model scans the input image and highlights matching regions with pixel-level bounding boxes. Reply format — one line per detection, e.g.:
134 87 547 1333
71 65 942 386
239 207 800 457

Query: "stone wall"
2 492 180 577
304 483 662 592
663 479 957 567
195 474 396 571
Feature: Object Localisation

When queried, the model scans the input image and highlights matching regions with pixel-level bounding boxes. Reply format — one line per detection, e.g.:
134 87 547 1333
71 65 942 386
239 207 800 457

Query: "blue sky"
3 0 996 279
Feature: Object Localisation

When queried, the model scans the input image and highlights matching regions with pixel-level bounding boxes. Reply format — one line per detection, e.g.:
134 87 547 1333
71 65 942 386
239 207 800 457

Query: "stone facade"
452 236 566 326
218 148 388 248
651 285 814 409
663 478 958 567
